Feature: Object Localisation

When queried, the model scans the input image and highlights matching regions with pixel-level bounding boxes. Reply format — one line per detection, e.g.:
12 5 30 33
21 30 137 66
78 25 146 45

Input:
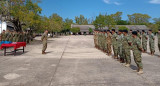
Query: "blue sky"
39 0 160 21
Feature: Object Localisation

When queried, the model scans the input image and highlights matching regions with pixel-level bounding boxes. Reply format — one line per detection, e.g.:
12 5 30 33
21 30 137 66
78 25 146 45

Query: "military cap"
123 30 128 33
132 31 137 35
112 29 115 32
107 30 110 32
142 30 145 32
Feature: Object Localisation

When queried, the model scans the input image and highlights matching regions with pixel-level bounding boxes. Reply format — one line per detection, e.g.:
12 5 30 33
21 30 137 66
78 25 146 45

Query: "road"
0 35 160 86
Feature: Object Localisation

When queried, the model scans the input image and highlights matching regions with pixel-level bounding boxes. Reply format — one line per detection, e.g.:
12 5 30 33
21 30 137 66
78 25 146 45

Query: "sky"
39 0 160 21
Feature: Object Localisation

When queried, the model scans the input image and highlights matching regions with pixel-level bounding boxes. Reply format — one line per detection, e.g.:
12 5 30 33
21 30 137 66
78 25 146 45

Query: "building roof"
71 24 149 32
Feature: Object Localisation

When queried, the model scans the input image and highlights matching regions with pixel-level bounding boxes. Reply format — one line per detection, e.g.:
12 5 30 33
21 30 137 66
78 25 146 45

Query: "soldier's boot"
125 64 130 67
137 69 143 74
42 51 46 54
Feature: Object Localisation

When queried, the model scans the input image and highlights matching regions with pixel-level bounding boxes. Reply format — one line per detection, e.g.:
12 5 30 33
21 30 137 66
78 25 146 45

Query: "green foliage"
117 20 130 25
118 26 129 31
93 14 106 29
89 28 93 33
49 13 63 32
70 27 80 33
0 0 42 31
75 15 88 25
63 18 73 31
128 13 151 25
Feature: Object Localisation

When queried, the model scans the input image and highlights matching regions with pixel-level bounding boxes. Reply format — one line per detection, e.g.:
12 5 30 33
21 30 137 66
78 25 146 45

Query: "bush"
118 26 129 31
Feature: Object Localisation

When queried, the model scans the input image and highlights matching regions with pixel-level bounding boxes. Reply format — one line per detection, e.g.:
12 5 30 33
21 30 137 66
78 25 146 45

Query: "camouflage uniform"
122 34 131 64
117 33 124 61
157 32 160 52
112 33 118 57
106 33 112 55
41 32 48 53
5 32 10 41
1 32 6 41
149 33 155 53
142 32 148 52
132 37 143 70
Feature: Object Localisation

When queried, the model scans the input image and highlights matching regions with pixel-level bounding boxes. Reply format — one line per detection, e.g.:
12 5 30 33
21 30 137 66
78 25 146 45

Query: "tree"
63 18 73 34
93 14 105 29
89 28 93 34
104 15 116 30
117 20 130 25
0 0 42 32
111 12 122 24
70 27 80 35
49 13 63 36
75 15 88 25
128 13 151 25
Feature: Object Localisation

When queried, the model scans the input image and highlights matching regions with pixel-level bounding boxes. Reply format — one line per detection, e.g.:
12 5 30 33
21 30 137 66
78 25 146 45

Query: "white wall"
0 21 7 33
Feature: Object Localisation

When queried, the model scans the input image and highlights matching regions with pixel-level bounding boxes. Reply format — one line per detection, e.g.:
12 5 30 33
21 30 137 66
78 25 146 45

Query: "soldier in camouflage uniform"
122 30 132 67
117 30 124 63
5 30 10 41
112 29 118 59
142 30 148 52
106 30 112 56
157 29 160 57
41 30 48 54
1 30 6 41
102 31 106 52
132 31 144 74
137 30 142 39
148 30 155 55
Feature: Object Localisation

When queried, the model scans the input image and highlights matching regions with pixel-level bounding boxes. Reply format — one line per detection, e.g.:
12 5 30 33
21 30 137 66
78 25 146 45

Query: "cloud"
149 0 160 4
103 0 121 5
114 2 121 5
103 0 110 4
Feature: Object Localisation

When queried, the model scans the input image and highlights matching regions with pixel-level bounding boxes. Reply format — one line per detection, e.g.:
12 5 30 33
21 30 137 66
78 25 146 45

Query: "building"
0 21 14 33
71 24 149 35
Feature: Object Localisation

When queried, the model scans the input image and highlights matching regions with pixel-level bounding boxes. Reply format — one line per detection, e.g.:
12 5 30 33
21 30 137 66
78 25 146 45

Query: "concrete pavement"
0 35 160 86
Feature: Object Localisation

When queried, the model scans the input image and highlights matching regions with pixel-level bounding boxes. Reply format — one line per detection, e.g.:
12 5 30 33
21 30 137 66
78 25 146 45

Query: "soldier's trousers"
113 44 118 57
106 43 112 54
118 46 123 59
149 42 155 53
142 41 147 51
124 48 131 64
158 43 160 52
133 50 143 69
42 42 47 52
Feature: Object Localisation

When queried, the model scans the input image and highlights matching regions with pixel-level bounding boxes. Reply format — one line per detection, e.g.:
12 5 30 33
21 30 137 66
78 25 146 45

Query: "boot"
137 69 143 74
42 51 46 54
125 64 130 67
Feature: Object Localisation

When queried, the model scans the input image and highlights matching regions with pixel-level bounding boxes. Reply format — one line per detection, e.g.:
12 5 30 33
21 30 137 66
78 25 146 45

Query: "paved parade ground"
0 35 160 86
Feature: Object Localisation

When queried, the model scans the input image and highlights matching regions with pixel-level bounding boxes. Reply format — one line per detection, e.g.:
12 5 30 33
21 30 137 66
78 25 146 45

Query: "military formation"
0 29 33 44
94 29 160 74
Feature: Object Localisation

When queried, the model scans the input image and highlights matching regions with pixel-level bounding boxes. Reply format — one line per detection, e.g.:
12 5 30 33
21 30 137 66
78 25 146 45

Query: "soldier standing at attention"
132 31 144 74
106 30 112 56
157 29 160 57
122 30 131 67
142 30 148 53
117 30 124 63
41 30 48 54
137 30 142 39
148 30 155 56
112 29 118 59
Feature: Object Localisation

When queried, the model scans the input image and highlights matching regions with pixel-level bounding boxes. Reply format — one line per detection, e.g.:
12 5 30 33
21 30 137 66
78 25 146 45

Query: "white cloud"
149 0 160 4
103 0 121 5
114 2 121 5
103 0 110 4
